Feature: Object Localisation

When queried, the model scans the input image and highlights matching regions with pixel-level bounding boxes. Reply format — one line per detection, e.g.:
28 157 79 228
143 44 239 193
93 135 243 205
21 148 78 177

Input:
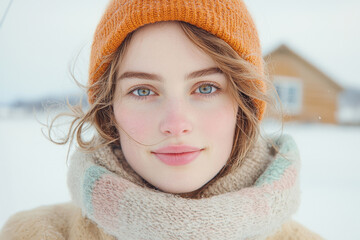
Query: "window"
273 76 303 115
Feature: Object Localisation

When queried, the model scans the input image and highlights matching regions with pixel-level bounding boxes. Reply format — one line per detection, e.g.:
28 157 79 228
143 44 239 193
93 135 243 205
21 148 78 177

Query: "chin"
155 180 206 194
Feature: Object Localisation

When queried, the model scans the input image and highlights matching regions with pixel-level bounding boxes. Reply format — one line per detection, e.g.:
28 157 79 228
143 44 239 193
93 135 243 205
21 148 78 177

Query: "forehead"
117 21 218 77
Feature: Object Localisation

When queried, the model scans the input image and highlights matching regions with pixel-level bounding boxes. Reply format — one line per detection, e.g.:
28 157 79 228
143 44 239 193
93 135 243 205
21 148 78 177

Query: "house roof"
264 44 344 92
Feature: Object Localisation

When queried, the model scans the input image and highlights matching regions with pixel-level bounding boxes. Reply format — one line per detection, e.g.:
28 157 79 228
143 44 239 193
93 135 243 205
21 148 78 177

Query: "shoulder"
0 202 78 240
0 203 116 240
267 220 324 240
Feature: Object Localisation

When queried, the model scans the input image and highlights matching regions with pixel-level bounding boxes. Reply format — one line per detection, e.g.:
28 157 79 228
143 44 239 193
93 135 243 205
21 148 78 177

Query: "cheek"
197 101 237 144
113 104 157 143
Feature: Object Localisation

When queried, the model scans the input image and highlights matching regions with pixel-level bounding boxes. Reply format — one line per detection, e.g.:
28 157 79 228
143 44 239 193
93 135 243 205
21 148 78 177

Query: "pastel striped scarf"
67 135 300 240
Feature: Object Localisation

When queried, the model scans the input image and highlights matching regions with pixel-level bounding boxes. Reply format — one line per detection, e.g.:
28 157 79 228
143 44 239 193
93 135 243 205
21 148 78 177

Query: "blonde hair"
48 21 282 199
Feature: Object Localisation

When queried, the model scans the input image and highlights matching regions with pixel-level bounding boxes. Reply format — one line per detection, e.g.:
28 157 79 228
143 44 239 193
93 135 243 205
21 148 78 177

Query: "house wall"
264 51 341 124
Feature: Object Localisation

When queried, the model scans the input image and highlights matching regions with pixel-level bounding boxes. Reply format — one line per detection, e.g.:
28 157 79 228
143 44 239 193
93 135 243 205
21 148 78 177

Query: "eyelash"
127 82 221 100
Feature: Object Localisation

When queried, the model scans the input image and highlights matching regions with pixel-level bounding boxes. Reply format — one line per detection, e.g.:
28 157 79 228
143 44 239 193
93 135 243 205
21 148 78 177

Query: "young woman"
1 0 323 239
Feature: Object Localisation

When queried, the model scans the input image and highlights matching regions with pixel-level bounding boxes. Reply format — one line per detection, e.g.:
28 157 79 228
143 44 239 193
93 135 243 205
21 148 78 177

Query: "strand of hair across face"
115 121 173 147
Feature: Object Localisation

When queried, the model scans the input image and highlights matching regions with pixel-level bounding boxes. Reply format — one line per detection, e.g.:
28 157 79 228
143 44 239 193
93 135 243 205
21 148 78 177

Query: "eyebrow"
117 67 223 82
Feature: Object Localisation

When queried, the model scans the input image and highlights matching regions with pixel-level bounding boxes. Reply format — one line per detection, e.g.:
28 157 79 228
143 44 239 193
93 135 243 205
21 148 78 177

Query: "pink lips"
152 145 202 166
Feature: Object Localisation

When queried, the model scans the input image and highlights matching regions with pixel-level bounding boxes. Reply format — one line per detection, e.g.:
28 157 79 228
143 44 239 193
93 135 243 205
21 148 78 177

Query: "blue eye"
195 84 218 94
132 88 154 96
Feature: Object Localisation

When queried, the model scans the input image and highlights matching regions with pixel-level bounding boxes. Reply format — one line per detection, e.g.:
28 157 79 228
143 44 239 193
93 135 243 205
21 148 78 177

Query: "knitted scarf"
67 134 301 240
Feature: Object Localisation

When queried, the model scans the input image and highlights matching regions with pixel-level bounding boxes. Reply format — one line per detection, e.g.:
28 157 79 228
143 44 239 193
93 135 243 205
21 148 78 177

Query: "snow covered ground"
1 113 359 239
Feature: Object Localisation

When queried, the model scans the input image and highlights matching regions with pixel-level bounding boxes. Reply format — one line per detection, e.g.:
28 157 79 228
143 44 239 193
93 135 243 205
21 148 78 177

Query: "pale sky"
0 0 359 103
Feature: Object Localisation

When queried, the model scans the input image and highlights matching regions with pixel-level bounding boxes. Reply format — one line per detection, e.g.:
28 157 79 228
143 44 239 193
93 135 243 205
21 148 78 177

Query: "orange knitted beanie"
89 0 266 120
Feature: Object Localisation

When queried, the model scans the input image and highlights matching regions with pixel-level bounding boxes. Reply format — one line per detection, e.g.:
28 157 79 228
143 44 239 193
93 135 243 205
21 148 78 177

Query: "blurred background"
1 0 359 239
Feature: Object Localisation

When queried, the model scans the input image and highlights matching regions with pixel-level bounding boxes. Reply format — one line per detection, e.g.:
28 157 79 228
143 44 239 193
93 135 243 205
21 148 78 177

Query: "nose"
159 101 193 137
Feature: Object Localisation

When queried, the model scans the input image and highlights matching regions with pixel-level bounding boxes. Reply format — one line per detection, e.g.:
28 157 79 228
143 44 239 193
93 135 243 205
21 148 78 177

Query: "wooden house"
263 44 344 124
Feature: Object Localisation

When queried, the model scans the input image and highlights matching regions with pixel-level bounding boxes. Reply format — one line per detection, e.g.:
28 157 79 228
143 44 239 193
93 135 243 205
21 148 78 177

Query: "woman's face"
113 22 237 194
